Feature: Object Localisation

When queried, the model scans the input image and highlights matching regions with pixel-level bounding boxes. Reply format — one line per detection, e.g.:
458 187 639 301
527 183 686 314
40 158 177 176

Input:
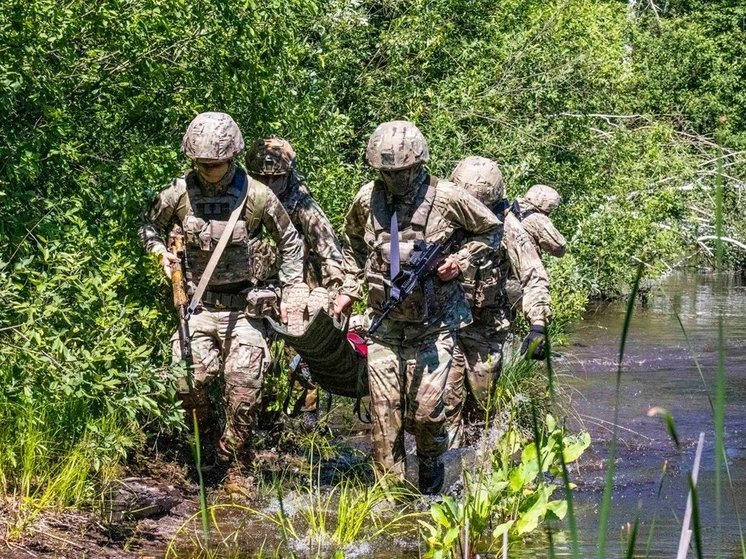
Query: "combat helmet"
449 156 504 205
245 135 297 176
181 112 244 161
523 184 561 214
366 120 429 170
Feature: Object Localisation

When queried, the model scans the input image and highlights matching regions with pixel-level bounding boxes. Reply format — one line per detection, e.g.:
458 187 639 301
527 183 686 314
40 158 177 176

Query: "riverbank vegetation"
1 0 745 554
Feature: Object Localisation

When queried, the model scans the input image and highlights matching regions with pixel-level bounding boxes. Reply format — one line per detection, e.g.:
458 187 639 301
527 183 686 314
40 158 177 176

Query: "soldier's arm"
504 213 552 326
528 214 567 258
444 186 503 276
339 190 371 301
260 189 305 287
139 178 187 255
296 195 346 291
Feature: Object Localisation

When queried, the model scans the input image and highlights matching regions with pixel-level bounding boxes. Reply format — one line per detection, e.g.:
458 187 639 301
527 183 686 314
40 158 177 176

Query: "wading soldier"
504 183 566 325
245 136 346 421
445 156 552 447
333 121 501 493
140 112 304 462
514 184 566 258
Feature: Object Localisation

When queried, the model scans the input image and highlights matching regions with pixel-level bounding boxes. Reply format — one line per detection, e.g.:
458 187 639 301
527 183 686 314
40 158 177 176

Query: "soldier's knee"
413 401 445 426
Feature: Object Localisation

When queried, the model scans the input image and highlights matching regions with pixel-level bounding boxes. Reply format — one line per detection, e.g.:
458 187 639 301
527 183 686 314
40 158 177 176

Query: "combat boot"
418 455 445 495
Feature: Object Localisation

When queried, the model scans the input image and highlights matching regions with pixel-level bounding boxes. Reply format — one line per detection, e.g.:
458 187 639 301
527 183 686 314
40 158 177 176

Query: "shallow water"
166 272 746 558
520 272 746 558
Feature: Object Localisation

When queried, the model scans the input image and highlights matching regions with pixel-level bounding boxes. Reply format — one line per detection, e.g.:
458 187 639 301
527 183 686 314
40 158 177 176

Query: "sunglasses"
195 161 227 170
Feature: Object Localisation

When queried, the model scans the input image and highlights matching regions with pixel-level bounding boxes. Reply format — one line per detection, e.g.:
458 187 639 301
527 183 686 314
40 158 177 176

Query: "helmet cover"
365 120 429 170
449 156 504 205
245 135 297 176
523 184 561 213
181 112 244 161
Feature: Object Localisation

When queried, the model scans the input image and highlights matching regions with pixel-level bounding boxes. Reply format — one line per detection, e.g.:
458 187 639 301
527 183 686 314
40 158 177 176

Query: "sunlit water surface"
518 272 746 558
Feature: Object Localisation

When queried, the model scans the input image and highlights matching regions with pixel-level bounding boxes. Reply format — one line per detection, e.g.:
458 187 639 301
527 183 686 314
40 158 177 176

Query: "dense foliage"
1 0 744 503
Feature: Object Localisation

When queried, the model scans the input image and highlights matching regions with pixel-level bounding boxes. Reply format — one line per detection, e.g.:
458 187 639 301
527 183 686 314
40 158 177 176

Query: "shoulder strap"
410 175 437 228
371 180 389 234
186 175 252 318
246 179 267 233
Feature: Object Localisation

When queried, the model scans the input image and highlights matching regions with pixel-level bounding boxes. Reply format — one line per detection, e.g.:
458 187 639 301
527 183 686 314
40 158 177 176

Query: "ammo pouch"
245 287 279 318
265 310 369 398
368 240 431 323
474 274 502 308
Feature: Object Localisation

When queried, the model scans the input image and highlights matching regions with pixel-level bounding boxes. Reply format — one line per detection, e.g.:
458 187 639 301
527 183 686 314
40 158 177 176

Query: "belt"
202 290 246 310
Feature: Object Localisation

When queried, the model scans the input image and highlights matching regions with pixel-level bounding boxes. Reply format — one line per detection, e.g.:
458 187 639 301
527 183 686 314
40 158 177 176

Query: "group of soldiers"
139 112 566 494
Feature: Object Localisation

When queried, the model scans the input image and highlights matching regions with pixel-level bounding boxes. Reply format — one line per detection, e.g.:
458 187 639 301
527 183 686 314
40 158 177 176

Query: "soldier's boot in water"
418 455 445 495
285 282 310 336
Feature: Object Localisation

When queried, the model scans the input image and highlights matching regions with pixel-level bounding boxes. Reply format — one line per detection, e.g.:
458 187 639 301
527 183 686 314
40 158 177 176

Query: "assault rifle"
368 233 464 335
168 230 194 379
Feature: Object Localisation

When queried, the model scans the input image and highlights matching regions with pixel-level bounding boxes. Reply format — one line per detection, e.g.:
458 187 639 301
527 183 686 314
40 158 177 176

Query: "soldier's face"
380 165 421 196
195 160 231 184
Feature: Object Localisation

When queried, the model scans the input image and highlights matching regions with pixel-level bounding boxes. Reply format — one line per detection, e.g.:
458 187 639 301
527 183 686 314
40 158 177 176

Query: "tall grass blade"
544 328 555 397
624 515 640 559
676 432 705 559
597 262 643 559
191 410 210 547
546 320 580 558
714 158 725 554
689 475 704 559
557 428 581 559
644 461 669 558
668 288 746 558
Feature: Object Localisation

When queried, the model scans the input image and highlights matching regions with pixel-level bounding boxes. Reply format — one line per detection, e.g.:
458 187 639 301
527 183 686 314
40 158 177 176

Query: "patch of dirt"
0 416 374 558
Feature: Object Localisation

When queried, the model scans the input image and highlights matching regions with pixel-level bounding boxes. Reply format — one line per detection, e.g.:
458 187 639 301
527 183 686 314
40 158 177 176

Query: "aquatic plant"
420 415 589 558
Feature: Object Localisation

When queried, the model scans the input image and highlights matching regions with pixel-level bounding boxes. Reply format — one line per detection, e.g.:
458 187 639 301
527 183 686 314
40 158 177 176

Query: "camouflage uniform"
515 184 566 257
505 183 566 319
444 157 552 447
339 123 501 491
246 136 346 414
140 113 304 456
246 137 345 291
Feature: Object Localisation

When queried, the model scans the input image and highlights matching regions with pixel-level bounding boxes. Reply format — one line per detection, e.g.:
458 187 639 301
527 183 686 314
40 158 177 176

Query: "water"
166 272 746 558
528 272 746 558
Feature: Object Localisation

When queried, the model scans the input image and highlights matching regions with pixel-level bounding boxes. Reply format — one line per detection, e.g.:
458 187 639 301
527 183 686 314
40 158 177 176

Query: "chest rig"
178 168 264 289
464 199 509 310
366 176 438 323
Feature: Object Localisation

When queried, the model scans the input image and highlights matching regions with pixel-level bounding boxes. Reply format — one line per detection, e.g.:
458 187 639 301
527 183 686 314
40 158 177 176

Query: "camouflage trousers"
444 315 508 448
172 308 270 453
368 328 454 480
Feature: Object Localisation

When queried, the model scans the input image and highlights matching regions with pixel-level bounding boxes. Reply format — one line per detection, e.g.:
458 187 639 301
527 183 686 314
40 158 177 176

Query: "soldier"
504 183 566 322
245 135 346 420
333 121 501 493
444 157 552 447
140 112 304 462
514 184 566 258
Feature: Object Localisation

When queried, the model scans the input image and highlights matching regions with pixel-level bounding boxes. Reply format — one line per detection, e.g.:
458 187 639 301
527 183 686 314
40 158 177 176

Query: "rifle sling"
186 176 253 318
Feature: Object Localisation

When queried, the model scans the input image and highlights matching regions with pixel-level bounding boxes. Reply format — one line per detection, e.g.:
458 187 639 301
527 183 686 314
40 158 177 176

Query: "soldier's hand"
333 294 353 318
520 324 546 360
436 255 460 281
161 251 180 281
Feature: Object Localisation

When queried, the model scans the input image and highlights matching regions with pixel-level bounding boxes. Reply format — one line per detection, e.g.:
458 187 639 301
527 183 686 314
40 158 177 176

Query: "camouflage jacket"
273 172 345 290
341 173 502 336
463 204 552 329
140 167 304 289
514 199 567 258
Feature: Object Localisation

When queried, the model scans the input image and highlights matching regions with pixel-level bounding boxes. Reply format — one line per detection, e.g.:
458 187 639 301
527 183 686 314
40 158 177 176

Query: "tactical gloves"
520 324 546 360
